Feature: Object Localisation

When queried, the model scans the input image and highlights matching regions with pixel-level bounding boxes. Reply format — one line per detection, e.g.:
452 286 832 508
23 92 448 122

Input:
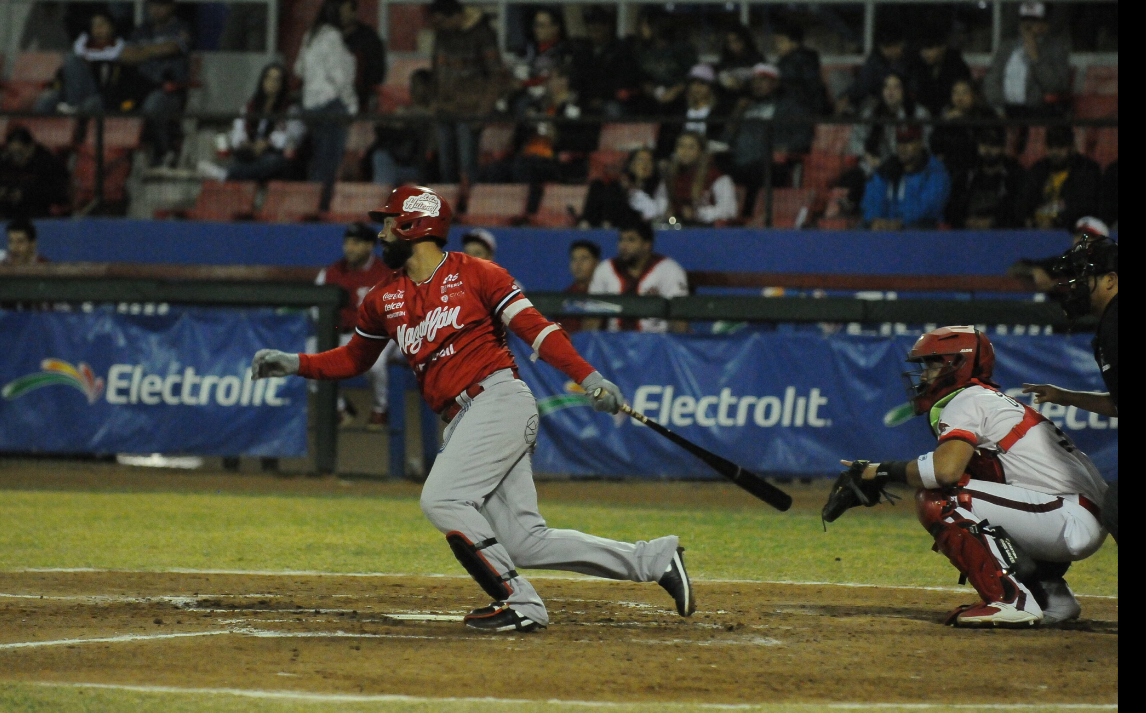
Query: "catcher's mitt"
821 460 901 529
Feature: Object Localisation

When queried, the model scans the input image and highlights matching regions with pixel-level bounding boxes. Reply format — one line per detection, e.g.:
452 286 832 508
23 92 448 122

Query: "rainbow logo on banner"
2 359 105 404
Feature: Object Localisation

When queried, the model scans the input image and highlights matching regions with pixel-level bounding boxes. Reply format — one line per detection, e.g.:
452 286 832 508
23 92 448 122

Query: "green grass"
0 683 1118 713
0 489 1118 595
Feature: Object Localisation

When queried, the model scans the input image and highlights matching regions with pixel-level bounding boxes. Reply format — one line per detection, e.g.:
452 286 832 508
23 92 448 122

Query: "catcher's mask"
368 185 452 244
1050 236 1118 321
903 326 996 415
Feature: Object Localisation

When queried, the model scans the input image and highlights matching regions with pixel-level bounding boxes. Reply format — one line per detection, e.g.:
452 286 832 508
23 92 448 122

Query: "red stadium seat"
1074 94 1118 119
1082 65 1118 95
423 183 460 213
256 181 323 222
377 84 411 113
14 117 76 152
71 149 132 209
458 184 529 226
587 150 627 182
598 123 658 151
801 152 853 193
156 181 259 221
811 124 852 154
751 188 816 228
387 6 427 52
0 52 64 111
339 120 377 180
530 184 589 227
385 56 431 89
478 123 515 165
323 182 390 222
83 117 143 150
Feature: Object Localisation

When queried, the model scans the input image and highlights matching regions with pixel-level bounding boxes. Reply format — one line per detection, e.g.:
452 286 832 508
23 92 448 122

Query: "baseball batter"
251 186 695 632
834 326 1107 627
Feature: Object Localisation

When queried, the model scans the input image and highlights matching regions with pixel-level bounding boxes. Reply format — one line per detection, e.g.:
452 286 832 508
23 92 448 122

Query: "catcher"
824 326 1108 628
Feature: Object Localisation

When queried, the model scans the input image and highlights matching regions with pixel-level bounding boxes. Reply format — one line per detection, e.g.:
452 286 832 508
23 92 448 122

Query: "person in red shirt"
315 222 398 428
252 186 694 632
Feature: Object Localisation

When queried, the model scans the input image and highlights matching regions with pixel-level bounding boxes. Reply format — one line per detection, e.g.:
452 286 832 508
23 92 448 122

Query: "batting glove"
580 371 624 414
251 349 300 380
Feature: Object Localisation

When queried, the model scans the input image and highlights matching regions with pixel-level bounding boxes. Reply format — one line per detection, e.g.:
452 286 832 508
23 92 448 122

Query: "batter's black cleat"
464 603 544 633
658 547 696 617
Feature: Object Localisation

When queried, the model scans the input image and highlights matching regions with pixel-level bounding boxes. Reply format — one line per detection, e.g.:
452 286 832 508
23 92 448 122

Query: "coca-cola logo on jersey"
402 193 441 217
395 305 464 355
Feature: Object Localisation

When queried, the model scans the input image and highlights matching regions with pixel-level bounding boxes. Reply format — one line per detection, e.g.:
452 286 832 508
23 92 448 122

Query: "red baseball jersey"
316 254 395 330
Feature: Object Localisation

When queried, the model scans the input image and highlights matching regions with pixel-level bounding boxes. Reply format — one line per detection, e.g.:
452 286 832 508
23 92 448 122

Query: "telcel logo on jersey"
396 305 464 355
630 385 831 428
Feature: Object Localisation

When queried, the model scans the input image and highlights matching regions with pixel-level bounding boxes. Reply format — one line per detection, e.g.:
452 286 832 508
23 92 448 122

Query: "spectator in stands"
587 219 689 333
725 63 813 212
945 126 1024 229
631 9 698 116
1019 126 1101 229
772 19 829 116
34 11 140 115
656 64 731 158
914 25 972 117
570 7 639 118
429 0 510 184
339 0 387 113
460 228 497 261
559 238 601 333
1 218 49 265
1101 161 1117 229
197 63 305 182
838 22 913 114
715 24 765 100
514 8 573 107
661 131 737 225
580 147 663 227
0 127 69 219
848 72 931 167
295 0 359 208
316 222 396 428
118 0 193 166
983 2 1071 118
369 69 434 187
862 124 950 230
930 78 1001 178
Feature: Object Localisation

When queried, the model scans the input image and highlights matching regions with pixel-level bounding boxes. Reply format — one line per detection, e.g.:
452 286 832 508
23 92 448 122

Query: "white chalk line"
12 681 1120 710
3 568 1118 600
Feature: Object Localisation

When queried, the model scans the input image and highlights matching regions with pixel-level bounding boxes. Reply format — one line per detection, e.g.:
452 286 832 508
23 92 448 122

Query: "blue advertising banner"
513 332 1117 480
0 307 309 456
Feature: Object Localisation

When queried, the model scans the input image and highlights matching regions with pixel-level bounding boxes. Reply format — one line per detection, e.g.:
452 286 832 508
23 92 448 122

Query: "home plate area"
0 570 1117 707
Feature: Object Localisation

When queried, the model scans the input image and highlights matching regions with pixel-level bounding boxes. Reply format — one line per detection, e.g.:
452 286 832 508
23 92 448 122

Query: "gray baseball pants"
420 369 679 625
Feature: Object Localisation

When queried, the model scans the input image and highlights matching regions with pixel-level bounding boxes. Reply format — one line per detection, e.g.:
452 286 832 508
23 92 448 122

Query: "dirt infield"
0 570 1117 707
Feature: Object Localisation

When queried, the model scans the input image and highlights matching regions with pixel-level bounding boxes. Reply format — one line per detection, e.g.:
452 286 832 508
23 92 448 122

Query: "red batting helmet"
903 326 996 415
367 185 453 241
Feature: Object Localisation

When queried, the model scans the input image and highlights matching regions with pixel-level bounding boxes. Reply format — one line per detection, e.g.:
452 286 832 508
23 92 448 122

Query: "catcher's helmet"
368 185 453 242
903 326 996 415
1051 234 1117 320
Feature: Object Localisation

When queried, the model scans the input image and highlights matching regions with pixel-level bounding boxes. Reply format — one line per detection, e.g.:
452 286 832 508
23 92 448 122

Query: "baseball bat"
597 390 793 512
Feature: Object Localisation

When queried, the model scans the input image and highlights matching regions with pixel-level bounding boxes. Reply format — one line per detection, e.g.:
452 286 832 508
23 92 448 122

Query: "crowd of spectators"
2 0 1116 227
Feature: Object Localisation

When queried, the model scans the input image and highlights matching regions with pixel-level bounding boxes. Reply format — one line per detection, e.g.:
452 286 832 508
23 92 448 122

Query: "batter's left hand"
840 460 879 480
580 371 624 414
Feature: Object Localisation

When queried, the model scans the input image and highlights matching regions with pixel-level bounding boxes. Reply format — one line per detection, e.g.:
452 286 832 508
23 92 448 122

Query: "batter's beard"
381 239 414 269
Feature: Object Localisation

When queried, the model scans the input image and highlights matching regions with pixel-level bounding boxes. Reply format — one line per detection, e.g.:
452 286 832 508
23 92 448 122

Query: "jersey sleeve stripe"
530 324 561 355
499 297 533 325
492 289 522 317
354 327 389 340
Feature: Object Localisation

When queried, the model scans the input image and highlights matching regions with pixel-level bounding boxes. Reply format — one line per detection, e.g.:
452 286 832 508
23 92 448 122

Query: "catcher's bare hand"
251 349 300 380
1021 383 1065 405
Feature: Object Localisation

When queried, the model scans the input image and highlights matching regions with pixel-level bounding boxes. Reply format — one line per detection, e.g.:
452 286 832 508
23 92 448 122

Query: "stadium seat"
530 183 589 227
1082 65 1118 95
339 120 377 181
598 123 658 151
323 182 390 223
587 150 627 182
801 152 853 193
0 52 64 111
478 123 515 166
156 181 259 221
71 149 133 209
16 117 76 153
751 188 816 228
1074 94 1118 119
377 84 412 113
423 183 461 213
811 124 852 154
458 183 529 226
83 117 144 150
256 181 323 222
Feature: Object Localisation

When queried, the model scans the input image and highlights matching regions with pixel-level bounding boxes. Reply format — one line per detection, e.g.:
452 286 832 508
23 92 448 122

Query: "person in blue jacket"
862 124 951 230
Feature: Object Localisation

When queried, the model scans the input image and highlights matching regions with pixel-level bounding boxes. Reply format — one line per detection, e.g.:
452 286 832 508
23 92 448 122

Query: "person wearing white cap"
460 228 498 261
657 63 731 159
983 1 1071 117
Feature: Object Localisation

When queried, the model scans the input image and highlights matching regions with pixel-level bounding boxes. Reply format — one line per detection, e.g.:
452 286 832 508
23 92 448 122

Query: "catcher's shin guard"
915 489 1037 610
446 531 517 601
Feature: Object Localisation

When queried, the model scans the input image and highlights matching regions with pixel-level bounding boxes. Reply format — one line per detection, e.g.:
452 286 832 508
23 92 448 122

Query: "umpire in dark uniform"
1023 236 1118 542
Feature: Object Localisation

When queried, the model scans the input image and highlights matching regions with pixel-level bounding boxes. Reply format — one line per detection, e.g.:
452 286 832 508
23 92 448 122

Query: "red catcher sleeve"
505 302 595 383
297 334 386 380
